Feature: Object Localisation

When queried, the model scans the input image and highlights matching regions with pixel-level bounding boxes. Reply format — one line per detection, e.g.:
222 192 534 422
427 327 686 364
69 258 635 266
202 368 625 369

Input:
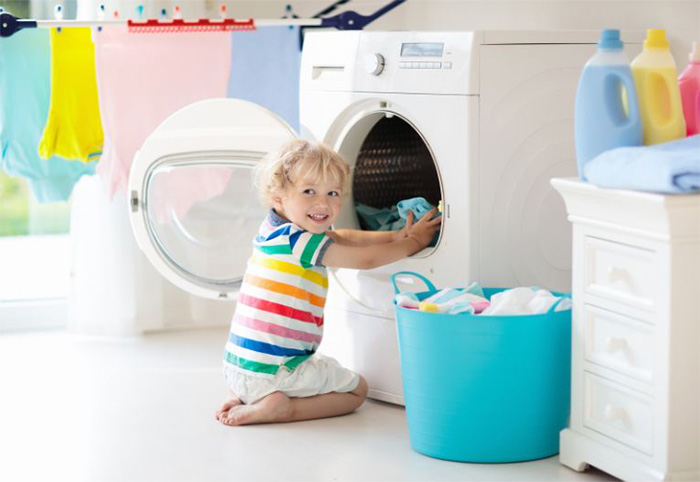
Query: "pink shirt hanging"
93 26 232 197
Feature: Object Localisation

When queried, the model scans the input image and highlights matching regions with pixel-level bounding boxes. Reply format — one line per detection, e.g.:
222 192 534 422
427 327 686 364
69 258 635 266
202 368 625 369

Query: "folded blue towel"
583 135 700 194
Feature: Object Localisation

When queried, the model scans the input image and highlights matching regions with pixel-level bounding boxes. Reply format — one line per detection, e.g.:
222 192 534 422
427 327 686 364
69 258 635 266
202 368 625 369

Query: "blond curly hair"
254 139 351 208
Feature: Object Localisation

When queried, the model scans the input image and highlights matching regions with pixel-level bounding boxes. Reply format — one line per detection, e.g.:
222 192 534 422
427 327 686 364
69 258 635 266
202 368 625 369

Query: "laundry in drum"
355 196 442 246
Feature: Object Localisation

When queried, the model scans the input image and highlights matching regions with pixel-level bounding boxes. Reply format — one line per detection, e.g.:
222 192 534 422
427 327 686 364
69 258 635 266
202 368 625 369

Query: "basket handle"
390 271 437 295
547 294 572 314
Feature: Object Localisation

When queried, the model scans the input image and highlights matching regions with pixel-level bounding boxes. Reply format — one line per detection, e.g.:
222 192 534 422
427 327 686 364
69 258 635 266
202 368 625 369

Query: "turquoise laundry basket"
391 271 572 463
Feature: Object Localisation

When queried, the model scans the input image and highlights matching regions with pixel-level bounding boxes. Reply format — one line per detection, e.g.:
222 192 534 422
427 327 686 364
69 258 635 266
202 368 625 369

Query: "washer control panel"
354 32 480 95
300 31 480 95
398 61 452 70
396 42 453 70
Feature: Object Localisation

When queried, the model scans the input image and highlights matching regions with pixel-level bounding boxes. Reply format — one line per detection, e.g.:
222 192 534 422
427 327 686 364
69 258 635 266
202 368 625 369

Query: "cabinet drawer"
584 372 653 454
584 305 655 384
584 237 658 313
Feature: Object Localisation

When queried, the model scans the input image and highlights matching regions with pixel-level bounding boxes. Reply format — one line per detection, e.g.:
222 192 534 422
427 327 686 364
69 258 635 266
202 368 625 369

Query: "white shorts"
224 353 361 405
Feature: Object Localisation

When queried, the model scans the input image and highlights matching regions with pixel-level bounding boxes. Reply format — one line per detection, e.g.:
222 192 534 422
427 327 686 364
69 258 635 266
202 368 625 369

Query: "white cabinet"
552 178 700 481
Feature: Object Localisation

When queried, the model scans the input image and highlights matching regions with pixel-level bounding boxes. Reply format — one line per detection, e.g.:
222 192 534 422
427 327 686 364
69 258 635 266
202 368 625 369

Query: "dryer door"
128 99 297 300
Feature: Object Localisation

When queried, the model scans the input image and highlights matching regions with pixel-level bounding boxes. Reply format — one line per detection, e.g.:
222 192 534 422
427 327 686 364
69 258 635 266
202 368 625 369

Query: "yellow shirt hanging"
39 28 103 163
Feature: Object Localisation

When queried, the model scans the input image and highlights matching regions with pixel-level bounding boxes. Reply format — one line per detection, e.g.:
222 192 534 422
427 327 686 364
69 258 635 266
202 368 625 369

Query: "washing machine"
128 30 642 405
300 30 642 404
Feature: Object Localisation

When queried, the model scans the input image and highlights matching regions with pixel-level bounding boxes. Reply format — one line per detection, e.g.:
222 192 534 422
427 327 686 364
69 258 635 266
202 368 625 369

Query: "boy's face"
273 175 343 234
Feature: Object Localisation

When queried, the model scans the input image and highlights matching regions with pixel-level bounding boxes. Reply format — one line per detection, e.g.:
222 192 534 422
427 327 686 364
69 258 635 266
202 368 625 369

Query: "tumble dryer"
127 30 642 406
299 30 641 404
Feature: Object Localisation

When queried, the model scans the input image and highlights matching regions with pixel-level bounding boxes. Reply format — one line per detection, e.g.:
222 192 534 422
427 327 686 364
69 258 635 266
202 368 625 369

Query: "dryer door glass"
337 113 442 251
142 155 265 293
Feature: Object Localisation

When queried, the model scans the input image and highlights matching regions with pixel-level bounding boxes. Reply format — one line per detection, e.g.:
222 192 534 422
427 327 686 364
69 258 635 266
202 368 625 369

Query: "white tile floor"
0 328 617 482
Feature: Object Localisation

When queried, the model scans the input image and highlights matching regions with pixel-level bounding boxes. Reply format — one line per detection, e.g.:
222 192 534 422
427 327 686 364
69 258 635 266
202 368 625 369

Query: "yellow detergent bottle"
631 29 686 144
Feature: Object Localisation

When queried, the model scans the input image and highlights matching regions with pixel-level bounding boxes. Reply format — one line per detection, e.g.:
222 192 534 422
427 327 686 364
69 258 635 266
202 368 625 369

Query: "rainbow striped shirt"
223 209 334 377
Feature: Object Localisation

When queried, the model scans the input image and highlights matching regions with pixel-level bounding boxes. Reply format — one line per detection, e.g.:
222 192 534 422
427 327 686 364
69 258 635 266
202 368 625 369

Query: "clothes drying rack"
0 0 405 38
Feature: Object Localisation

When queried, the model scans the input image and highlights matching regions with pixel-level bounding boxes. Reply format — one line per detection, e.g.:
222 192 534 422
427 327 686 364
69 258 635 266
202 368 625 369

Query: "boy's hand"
393 211 414 242
323 208 442 269
405 208 442 252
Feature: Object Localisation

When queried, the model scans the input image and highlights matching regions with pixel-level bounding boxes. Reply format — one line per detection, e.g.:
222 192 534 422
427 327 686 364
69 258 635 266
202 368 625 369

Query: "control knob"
365 53 385 76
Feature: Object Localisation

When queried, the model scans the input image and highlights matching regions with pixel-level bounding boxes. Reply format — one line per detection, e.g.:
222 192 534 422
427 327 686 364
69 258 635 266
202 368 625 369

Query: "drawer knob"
603 403 627 423
605 336 628 353
607 266 628 283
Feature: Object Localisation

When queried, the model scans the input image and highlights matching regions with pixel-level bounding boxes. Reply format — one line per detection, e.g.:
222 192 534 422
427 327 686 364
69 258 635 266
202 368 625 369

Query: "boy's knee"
353 375 369 400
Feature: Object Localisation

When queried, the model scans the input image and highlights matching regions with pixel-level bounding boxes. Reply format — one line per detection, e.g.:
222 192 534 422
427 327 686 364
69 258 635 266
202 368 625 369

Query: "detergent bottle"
575 29 642 179
631 29 686 144
678 41 700 136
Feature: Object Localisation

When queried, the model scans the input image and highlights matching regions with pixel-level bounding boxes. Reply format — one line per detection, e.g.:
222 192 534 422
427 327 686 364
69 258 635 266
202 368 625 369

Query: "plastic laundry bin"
391 271 572 463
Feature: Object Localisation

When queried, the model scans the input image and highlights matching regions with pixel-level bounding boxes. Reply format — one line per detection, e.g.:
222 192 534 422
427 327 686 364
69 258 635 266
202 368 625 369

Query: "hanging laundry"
38 28 103 163
228 27 301 132
0 29 96 203
93 26 231 197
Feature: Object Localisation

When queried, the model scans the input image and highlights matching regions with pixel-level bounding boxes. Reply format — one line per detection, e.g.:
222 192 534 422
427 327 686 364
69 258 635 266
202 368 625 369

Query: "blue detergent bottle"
575 29 642 180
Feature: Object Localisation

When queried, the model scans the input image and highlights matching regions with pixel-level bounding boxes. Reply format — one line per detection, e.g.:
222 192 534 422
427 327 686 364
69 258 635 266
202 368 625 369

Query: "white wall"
220 0 698 67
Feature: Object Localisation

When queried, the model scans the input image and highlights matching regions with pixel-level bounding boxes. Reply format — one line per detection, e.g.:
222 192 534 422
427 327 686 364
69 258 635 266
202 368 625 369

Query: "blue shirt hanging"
0 29 96 203
227 27 302 133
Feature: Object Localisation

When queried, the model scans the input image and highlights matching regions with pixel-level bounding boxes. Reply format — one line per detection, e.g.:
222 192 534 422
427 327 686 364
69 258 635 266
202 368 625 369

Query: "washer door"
128 99 296 300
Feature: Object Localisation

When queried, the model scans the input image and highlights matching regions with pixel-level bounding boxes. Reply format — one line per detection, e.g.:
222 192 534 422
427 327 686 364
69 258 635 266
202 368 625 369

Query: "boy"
216 139 441 425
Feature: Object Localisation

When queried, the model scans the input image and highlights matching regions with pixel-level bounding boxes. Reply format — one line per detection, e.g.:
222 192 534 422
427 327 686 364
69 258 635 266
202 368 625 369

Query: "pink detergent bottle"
678 41 700 136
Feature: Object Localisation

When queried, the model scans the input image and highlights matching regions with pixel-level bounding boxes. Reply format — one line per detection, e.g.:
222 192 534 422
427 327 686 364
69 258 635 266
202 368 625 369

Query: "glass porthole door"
128 99 296 300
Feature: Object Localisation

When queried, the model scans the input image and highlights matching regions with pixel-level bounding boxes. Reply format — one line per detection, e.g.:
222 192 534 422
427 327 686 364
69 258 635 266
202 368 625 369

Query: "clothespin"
284 4 298 29
54 4 63 33
173 5 182 20
160 8 167 20
136 4 144 20
219 4 227 20
96 4 105 32
113 9 119 20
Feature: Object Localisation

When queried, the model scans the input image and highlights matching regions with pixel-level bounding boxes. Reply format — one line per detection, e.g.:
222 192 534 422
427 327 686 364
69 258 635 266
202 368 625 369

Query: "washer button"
443 61 453 69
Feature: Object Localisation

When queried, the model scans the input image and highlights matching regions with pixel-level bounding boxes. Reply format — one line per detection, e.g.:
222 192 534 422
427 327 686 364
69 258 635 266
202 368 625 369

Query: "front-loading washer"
127 30 642 406
299 30 642 404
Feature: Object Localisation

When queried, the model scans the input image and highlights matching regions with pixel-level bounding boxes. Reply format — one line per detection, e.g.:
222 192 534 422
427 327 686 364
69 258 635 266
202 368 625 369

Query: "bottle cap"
690 41 700 62
644 29 670 49
598 29 623 50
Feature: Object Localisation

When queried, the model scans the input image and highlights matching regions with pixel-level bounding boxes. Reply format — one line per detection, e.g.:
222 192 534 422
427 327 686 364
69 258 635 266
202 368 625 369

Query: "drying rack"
0 0 405 38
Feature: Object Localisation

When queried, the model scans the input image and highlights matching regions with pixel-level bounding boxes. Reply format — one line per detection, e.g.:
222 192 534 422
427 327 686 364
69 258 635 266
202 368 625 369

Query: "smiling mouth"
308 214 329 222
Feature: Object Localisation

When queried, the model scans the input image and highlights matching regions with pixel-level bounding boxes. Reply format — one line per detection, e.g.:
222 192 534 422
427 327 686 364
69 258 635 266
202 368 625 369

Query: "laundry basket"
391 271 572 463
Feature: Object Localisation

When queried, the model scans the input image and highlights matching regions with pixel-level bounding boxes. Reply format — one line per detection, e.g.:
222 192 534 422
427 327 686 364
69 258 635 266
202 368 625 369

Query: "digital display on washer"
400 42 444 57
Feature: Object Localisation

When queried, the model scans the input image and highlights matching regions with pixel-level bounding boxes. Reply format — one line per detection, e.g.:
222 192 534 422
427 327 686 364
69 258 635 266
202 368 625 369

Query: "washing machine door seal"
128 99 297 300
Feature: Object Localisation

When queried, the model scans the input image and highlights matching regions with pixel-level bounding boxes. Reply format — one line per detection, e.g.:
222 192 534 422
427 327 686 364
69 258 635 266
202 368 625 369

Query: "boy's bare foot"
220 392 293 426
215 397 242 421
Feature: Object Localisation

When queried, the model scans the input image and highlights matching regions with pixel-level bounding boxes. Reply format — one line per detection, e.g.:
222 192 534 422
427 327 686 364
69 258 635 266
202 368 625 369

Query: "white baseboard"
0 299 68 333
